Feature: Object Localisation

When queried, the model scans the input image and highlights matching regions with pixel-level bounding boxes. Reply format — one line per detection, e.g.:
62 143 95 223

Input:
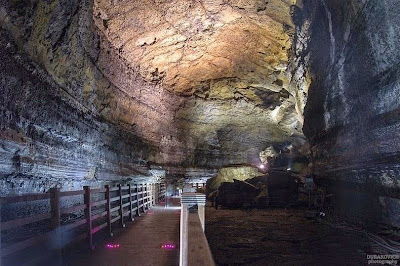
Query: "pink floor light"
106 243 120 249
161 243 176 250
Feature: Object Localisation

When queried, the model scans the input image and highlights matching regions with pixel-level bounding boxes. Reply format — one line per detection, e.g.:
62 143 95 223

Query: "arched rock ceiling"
94 0 295 98
90 0 306 166
0 0 306 168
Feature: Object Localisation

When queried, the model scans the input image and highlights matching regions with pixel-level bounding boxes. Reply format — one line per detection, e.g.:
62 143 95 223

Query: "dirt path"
205 205 379 265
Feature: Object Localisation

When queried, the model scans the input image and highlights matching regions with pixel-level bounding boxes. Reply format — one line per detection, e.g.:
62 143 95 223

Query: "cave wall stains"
92 0 307 166
0 0 398 230
299 0 400 227
0 27 154 194
0 0 307 195
0 0 167 194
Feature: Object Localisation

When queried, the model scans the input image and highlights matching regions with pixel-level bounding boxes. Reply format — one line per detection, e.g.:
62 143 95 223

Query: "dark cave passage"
0 0 399 265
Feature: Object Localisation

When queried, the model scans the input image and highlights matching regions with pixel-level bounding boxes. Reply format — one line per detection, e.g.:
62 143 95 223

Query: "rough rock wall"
0 0 160 194
0 0 308 191
299 0 400 228
0 27 155 194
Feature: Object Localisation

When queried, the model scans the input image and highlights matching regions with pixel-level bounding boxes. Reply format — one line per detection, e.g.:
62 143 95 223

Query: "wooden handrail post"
154 183 157 204
161 183 165 201
50 187 62 261
150 183 153 206
149 183 152 208
152 183 155 205
136 184 140 217
153 183 157 204
156 183 159 202
118 184 125 228
147 184 149 208
147 184 150 206
50 187 61 228
128 184 134 221
141 184 145 212
148 183 151 207
158 183 161 201
157 183 160 203
83 186 94 250
105 185 113 237
180 203 189 266
152 183 155 206
144 183 149 210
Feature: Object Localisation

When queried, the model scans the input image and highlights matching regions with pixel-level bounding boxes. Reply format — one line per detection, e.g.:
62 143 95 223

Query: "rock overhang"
93 0 295 96
0 0 308 176
91 0 307 166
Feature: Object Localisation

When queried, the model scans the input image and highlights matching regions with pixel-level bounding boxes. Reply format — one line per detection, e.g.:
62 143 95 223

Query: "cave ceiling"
0 0 307 170
91 0 305 166
94 0 295 98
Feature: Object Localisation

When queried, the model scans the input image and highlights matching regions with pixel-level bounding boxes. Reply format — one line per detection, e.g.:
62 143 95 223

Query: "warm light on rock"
1 0 399 236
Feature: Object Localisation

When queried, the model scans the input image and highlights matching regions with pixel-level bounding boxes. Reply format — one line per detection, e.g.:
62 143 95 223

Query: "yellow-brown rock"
0 0 305 191
93 0 295 98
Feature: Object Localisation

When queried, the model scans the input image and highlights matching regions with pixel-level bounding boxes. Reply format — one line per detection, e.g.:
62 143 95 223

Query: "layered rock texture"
90 0 306 167
93 0 293 95
0 0 306 193
0 28 154 193
1 0 398 231
299 0 400 227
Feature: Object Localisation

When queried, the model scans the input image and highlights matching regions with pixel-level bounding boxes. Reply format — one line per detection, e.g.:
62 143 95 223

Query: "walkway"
66 197 181 266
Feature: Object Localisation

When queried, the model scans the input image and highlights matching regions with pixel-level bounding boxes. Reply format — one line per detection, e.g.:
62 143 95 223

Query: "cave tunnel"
0 0 399 265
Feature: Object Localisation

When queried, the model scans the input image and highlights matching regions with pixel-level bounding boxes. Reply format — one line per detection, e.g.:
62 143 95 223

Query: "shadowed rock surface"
299 0 400 228
0 0 306 191
0 0 399 233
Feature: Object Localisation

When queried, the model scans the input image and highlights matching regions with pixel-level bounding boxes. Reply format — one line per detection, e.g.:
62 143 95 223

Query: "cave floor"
205 204 380 265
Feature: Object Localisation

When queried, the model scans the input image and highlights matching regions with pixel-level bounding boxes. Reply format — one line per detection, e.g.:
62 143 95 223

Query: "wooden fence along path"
0 182 166 265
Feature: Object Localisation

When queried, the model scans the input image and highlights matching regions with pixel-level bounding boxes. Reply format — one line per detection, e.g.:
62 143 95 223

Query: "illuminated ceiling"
94 0 296 100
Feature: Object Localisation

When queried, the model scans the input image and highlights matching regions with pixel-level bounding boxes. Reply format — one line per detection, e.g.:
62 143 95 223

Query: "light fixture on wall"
257 163 268 173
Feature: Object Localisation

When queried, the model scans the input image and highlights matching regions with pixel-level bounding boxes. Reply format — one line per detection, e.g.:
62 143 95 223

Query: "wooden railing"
180 193 214 266
0 182 166 265
187 213 214 266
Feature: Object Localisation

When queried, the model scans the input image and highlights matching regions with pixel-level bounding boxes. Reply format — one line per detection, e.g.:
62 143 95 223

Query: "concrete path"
66 197 181 266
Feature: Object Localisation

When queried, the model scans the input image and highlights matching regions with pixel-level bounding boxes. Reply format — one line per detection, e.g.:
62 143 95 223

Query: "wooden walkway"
65 197 181 266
